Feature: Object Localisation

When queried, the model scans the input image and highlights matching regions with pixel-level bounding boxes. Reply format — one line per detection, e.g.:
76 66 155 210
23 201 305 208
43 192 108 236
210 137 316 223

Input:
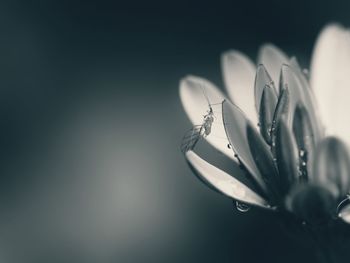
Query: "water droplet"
235 201 250 212
302 69 309 75
299 150 305 157
302 161 306 166
227 144 231 149
267 126 272 135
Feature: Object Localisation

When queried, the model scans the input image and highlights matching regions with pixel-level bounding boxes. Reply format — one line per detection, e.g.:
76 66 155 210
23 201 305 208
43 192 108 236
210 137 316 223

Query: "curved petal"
222 100 268 194
310 23 350 146
255 65 278 144
185 150 270 208
292 104 316 181
288 58 324 139
281 64 322 142
275 119 299 195
257 43 289 87
258 85 278 145
286 184 336 224
311 137 350 197
246 124 281 204
221 50 258 125
254 64 277 114
179 75 235 161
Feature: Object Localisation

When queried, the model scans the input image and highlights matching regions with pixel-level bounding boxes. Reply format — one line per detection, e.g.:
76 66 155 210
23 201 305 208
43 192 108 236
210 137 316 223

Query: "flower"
179 23 350 226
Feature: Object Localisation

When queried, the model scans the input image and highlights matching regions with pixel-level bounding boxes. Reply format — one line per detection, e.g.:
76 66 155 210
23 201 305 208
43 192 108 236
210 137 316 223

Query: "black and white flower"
180 23 350 226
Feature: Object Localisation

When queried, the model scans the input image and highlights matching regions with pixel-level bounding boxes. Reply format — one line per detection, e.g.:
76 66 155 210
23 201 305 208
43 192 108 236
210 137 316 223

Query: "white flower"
180 23 350 225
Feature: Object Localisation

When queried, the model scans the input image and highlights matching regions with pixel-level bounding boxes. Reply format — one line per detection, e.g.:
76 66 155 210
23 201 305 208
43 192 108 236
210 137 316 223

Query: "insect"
181 88 222 153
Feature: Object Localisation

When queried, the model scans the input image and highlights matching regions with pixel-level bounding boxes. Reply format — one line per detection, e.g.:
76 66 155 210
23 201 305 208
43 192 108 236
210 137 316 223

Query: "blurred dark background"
0 0 348 262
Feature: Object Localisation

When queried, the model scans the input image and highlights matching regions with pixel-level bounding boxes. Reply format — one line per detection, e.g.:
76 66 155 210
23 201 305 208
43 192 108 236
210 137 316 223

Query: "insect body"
203 109 214 136
181 103 216 153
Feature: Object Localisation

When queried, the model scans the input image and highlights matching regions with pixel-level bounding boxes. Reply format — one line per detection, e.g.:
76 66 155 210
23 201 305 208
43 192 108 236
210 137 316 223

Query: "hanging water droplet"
235 201 250 212
299 149 305 157
227 143 231 149
302 161 306 166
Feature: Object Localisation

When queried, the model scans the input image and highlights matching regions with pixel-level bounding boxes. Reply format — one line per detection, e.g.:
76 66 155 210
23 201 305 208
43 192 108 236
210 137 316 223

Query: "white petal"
185 150 269 208
179 75 235 161
310 23 350 146
257 43 289 86
221 50 258 125
280 64 322 140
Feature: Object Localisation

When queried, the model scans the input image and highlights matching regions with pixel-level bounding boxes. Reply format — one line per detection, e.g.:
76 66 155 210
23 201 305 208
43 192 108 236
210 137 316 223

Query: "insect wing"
181 125 204 153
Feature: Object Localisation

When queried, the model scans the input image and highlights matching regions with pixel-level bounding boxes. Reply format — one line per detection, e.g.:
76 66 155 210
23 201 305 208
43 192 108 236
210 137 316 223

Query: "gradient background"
0 1 349 262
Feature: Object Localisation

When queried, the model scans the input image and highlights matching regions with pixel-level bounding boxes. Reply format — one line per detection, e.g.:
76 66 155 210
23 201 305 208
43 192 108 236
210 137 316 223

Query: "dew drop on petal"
235 201 250 212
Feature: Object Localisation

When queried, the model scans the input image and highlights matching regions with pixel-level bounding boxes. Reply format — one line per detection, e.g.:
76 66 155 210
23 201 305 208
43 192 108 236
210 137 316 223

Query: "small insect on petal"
179 76 234 160
311 137 350 197
275 119 299 196
185 150 270 208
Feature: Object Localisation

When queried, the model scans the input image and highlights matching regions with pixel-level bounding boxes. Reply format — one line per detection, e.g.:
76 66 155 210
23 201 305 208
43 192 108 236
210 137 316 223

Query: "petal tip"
258 43 286 57
221 49 249 62
321 22 345 34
